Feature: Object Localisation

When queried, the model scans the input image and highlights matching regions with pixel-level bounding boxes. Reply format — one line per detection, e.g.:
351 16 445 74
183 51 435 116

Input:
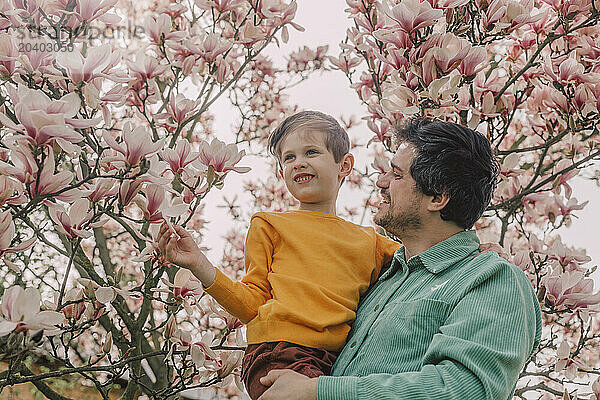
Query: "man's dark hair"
268 111 350 167
394 117 499 230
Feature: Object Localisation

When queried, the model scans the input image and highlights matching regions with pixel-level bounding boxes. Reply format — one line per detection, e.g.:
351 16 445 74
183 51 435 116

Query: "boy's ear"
339 153 354 178
427 192 450 212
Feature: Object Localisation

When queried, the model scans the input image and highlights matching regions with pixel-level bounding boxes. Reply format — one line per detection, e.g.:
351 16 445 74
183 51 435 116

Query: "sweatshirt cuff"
203 268 233 293
317 376 359 400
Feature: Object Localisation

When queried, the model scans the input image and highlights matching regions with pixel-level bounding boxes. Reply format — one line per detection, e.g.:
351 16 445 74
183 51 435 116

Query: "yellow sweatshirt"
204 210 400 352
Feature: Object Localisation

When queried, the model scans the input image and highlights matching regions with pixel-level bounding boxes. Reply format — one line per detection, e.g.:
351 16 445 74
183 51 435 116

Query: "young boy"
157 111 400 399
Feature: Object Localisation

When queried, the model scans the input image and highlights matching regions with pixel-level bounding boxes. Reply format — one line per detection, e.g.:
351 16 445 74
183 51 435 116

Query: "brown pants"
241 341 338 400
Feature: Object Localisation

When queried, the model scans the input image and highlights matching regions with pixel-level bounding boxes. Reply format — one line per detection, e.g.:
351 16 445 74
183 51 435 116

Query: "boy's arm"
203 216 274 323
158 219 273 323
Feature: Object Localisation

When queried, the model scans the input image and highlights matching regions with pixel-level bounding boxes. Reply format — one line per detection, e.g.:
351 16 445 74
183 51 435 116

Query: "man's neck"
399 225 464 261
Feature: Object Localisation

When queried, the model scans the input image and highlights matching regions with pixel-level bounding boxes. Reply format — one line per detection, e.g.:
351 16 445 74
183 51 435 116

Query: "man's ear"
339 153 354 179
427 192 450 212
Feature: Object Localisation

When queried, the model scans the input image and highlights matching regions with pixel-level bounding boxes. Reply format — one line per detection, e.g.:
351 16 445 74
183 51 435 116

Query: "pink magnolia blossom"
161 139 199 174
380 79 420 116
32 149 80 201
195 138 251 174
373 28 412 50
48 198 98 239
127 49 169 81
214 56 231 83
144 14 186 44
190 331 220 369
118 177 149 207
429 34 472 74
545 239 591 270
85 178 118 203
237 17 268 47
499 153 525 179
512 250 532 271
77 278 133 305
0 32 17 76
0 211 36 260
543 53 585 85
0 286 64 337
56 44 120 84
0 175 26 206
57 288 86 320
287 45 328 72
543 269 600 309
0 142 38 185
552 159 579 199
385 0 443 33
458 46 487 78
555 341 585 379
555 197 588 226
167 94 199 124
0 86 99 153
204 297 243 331
73 0 120 24
15 39 56 74
367 118 391 143
213 351 244 390
573 83 598 114
328 53 363 73
195 0 244 12
593 376 600 400
103 123 165 167
159 268 203 314
193 33 233 63
134 184 188 223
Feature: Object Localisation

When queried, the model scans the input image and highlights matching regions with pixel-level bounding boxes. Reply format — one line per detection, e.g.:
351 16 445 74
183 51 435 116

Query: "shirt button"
350 342 356 348
373 305 379 312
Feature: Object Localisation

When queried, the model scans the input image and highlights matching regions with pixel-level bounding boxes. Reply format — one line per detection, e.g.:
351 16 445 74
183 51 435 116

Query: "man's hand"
257 370 318 400
158 223 202 270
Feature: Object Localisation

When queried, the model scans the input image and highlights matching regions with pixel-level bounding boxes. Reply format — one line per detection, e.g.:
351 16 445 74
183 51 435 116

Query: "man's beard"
374 198 422 238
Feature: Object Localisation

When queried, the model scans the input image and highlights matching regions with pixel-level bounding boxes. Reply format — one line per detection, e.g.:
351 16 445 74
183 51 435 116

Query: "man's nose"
376 173 389 188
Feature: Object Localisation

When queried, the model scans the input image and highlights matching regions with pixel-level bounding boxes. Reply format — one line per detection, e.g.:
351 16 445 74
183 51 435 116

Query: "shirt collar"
384 230 481 278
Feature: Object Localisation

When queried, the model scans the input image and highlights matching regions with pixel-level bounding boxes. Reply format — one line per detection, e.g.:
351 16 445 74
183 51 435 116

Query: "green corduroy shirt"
318 230 542 400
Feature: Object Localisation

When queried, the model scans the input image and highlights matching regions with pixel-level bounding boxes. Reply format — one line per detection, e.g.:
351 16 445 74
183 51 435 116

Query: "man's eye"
283 155 293 161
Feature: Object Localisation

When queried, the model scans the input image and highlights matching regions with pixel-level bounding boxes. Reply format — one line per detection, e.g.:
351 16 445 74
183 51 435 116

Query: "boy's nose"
293 159 307 170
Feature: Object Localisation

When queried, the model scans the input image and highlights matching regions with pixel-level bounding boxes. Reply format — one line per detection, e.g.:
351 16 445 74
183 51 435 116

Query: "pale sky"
201 0 600 281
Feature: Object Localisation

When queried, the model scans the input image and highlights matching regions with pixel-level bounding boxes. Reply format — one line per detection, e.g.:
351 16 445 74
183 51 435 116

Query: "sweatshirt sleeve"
373 233 401 284
204 215 274 323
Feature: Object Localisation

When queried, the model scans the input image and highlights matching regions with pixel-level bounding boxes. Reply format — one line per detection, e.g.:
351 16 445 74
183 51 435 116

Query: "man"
257 117 542 400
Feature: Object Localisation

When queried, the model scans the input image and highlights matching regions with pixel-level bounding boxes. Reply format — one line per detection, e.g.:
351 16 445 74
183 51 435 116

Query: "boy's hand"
158 223 202 270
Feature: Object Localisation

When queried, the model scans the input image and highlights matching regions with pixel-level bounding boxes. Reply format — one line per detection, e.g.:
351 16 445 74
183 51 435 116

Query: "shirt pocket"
367 298 451 372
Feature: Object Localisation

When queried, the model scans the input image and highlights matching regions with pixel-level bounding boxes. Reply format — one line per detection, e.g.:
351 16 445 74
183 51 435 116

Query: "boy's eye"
283 154 294 161
306 149 318 155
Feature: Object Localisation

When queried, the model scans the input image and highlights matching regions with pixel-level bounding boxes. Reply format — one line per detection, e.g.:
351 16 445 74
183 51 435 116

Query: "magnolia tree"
0 0 330 398
0 0 599 399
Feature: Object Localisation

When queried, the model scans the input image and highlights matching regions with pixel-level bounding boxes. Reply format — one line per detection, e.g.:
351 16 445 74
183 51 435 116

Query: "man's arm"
314 261 541 400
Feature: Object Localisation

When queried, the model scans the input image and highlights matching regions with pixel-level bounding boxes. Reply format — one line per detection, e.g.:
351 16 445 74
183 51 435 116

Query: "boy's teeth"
296 175 312 182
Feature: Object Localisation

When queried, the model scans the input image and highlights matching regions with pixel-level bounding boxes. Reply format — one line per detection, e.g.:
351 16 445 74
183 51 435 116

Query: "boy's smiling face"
278 129 353 213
